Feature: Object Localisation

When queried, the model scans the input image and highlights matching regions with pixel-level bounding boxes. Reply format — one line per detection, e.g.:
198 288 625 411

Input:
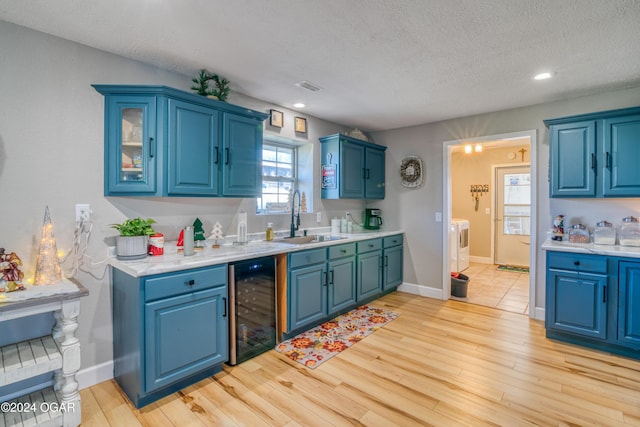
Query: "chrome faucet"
290 189 301 237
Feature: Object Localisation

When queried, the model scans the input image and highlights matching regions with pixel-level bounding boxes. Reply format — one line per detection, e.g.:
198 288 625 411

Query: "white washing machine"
449 218 470 272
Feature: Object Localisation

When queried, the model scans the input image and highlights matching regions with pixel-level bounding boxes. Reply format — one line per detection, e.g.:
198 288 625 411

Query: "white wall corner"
77 360 114 390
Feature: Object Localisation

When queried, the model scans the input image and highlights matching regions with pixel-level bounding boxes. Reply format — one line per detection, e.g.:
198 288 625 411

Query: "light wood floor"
81 292 640 426
453 262 530 315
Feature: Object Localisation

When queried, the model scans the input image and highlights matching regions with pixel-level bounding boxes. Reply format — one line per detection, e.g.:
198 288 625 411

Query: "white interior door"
495 165 530 266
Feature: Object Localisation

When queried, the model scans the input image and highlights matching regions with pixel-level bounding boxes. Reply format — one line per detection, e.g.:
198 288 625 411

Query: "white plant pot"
116 235 148 260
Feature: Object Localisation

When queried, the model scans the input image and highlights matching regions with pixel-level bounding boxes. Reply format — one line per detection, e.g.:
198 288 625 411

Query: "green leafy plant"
111 218 156 236
190 69 230 102
190 69 211 96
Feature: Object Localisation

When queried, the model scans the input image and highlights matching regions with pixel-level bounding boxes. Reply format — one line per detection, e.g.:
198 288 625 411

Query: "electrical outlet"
435 212 442 222
75 204 91 222
316 211 322 223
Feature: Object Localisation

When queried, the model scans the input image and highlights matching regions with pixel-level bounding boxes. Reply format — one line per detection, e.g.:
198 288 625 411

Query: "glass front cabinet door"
105 95 158 195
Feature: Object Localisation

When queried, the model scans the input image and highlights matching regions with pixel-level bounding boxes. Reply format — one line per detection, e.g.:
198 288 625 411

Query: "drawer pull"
185 279 195 286
368 244 374 248
573 261 580 266
340 249 347 254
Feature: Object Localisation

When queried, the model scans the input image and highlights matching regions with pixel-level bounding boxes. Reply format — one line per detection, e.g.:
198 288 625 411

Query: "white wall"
371 85 640 312
0 21 365 380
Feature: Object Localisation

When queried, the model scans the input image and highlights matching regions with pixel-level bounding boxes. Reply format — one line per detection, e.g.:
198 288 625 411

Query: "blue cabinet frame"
545 106 640 198
94 85 268 198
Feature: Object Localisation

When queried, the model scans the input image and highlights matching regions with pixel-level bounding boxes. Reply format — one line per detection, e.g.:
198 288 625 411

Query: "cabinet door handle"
214 146 219 165
149 137 155 158
323 271 328 287
606 152 611 169
225 148 230 165
185 279 195 286
384 255 389 267
603 285 607 303
366 168 370 179
362 168 367 179
222 297 227 317
590 153 596 170
330 270 334 285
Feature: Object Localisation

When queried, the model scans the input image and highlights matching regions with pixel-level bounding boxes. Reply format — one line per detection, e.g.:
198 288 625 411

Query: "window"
257 143 297 214
502 173 531 235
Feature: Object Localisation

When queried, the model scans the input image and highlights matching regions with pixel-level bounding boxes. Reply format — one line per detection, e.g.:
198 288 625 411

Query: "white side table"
0 281 88 427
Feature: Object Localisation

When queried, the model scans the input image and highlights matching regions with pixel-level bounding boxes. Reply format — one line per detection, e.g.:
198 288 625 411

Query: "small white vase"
116 235 148 260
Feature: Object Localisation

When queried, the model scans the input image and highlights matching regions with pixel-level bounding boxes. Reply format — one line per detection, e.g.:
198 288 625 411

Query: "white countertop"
541 238 640 258
109 229 404 277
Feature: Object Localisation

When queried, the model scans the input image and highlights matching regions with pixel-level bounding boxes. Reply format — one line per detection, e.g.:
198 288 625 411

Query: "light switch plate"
435 212 442 222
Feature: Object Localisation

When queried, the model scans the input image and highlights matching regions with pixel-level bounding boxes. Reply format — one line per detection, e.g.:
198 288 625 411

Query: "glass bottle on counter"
265 223 274 241
593 221 616 245
619 216 640 247
568 224 590 243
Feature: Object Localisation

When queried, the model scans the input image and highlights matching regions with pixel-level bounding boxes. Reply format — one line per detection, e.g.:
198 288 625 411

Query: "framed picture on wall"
295 117 307 133
270 109 283 128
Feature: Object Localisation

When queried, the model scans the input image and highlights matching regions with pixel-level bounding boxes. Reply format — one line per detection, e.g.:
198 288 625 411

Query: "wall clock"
400 156 424 188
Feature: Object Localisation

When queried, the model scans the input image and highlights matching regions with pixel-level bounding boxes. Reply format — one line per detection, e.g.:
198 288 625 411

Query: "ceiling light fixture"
293 103 306 108
464 144 472 154
534 72 553 80
475 144 483 153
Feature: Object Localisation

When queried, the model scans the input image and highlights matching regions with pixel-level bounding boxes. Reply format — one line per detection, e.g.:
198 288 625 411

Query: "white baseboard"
532 307 545 321
398 282 445 300
77 360 113 390
469 256 492 264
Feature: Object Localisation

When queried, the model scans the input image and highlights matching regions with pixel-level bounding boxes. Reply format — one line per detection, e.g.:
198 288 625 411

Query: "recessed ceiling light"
534 72 553 80
293 103 306 108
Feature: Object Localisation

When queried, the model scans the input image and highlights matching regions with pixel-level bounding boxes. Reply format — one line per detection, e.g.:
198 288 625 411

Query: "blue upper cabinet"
94 85 268 197
602 114 640 197
320 134 387 199
167 98 219 196
103 95 159 195
222 113 263 197
545 106 640 198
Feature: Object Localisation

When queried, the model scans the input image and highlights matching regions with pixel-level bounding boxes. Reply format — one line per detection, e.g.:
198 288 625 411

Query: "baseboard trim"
77 360 113 390
469 256 492 264
398 282 445 300
533 306 545 321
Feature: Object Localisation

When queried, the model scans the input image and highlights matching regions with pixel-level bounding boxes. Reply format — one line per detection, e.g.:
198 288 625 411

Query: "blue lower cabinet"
383 235 403 291
112 264 228 408
547 270 607 340
328 255 357 314
546 251 640 360
357 239 383 301
618 261 640 350
145 287 228 392
289 262 327 332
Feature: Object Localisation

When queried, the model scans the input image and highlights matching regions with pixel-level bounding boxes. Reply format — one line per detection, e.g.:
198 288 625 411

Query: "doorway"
443 130 538 318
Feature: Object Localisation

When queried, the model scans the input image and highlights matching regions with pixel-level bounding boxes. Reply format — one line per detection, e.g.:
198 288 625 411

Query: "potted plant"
190 69 230 102
111 217 156 260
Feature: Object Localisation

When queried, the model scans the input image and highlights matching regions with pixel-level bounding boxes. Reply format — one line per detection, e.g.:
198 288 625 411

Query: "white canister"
331 218 341 234
183 226 195 256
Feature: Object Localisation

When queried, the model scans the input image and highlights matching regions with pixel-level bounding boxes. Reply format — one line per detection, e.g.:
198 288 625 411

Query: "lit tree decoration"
34 206 62 286
209 221 224 248
301 191 307 213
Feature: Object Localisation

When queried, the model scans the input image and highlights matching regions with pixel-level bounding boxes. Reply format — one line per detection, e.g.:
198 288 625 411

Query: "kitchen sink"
276 235 346 245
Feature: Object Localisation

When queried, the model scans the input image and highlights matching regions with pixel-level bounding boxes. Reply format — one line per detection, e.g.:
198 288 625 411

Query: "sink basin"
276 235 346 245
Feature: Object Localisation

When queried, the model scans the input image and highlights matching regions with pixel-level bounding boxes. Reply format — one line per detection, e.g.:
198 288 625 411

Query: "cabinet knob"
185 279 195 286
340 249 347 254
573 261 580 266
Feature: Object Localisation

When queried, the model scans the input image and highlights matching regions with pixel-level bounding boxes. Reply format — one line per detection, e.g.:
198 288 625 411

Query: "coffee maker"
364 208 383 230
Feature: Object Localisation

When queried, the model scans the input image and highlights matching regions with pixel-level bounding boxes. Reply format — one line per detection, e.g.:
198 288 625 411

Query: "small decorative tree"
34 206 62 285
193 218 206 250
301 192 307 212
209 221 224 248
190 69 211 96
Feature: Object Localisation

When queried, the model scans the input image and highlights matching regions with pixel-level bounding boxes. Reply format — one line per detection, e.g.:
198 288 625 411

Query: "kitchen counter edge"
109 230 405 278
541 238 640 258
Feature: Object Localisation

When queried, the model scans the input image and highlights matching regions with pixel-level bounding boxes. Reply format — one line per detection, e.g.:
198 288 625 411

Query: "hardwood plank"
86 292 640 426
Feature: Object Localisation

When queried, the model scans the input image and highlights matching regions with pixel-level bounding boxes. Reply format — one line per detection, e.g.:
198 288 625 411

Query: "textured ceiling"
1 0 639 131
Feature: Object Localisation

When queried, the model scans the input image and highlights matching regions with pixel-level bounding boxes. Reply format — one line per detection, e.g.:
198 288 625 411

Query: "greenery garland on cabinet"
190 69 230 102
